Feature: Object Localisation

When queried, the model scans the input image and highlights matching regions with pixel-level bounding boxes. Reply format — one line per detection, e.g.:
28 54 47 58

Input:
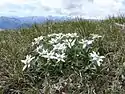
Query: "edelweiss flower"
41 49 48 55
41 51 56 60
32 36 44 46
90 34 102 39
55 53 66 62
65 33 79 38
63 39 76 48
79 39 94 48
52 43 67 51
21 55 35 71
48 33 63 37
36 45 43 52
89 51 105 66
49 38 59 44
37 48 48 56
49 34 64 44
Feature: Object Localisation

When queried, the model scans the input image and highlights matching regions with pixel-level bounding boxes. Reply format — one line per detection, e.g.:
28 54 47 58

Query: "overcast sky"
0 0 125 19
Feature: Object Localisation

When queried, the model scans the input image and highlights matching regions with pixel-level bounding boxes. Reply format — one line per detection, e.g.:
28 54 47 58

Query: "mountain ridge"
0 16 70 29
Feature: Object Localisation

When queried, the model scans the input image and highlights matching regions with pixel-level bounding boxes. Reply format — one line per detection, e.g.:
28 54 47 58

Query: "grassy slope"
0 17 125 93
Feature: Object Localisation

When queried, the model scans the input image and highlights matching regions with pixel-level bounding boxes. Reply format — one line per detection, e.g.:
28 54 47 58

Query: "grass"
0 16 125 94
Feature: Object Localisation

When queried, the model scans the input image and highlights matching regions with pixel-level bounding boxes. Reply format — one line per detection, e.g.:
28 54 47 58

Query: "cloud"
0 0 44 16
41 0 125 19
0 0 124 19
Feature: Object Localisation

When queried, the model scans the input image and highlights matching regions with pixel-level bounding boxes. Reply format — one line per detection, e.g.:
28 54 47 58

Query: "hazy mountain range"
0 16 70 29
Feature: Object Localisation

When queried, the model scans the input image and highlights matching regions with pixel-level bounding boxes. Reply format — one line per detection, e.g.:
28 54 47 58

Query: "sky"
0 0 125 19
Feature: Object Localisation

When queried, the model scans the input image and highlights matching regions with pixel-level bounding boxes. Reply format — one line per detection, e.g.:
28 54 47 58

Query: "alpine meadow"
1 16 125 94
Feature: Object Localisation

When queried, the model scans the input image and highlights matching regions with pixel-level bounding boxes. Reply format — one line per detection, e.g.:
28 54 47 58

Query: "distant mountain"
0 16 70 29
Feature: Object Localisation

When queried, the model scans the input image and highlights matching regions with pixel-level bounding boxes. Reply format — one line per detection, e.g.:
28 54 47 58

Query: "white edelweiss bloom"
41 49 48 55
21 55 35 71
90 34 102 39
32 36 44 46
63 39 76 48
72 33 79 37
56 33 63 37
35 45 43 53
41 51 57 60
49 34 64 44
48 33 55 37
37 48 48 56
35 45 49 56
89 51 105 66
79 39 94 48
55 53 66 62
48 33 58 37
48 33 63 37
52 43 67 51
55 35 64 40
65 33 79 38
49 38 59 44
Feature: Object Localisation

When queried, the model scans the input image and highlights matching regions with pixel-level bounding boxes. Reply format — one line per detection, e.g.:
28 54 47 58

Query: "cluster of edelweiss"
21 33 105 71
